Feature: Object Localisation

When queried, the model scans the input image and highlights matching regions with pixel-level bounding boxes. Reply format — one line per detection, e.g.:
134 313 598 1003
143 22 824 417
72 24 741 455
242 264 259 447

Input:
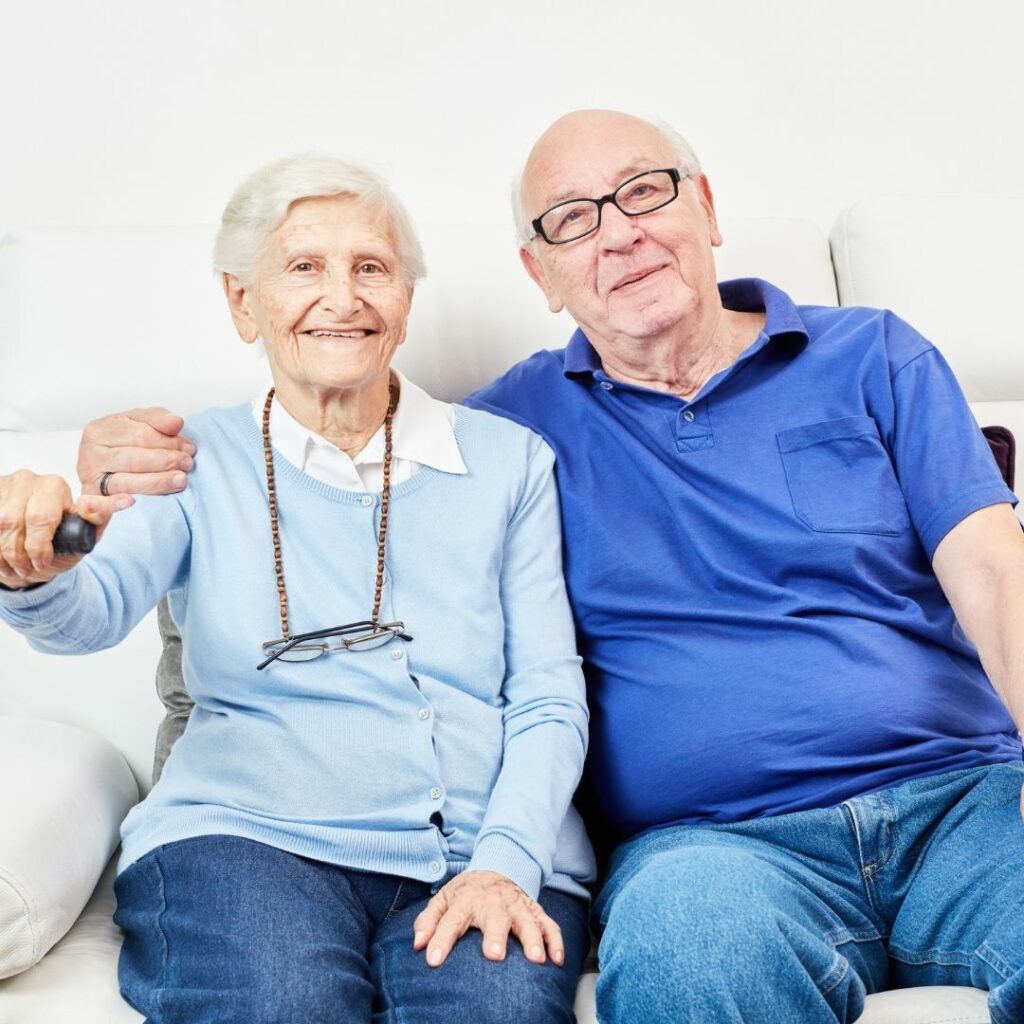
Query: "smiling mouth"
302 329 376 338
611 267 665 292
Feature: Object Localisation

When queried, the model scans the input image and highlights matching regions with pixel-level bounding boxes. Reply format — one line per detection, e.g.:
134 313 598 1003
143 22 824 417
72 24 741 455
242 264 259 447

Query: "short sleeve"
890 345 1017 558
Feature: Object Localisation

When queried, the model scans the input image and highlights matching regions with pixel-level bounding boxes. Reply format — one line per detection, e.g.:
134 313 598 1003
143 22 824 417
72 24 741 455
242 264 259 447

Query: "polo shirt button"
683 410 695 422
418 708 431 720
390 647 404 660
430 787 443 800
360 494 374 507
429 861 442 874
599 381 614 391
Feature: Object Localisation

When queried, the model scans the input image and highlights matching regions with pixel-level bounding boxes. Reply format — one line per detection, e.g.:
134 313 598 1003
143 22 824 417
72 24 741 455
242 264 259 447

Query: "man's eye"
626 184 652 200
358 262 384 274
291 261 315 273
554 204 592 232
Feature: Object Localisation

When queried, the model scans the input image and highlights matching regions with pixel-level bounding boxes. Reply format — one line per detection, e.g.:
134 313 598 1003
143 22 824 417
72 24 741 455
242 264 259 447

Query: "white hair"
511 116 704 246
213 152 426 286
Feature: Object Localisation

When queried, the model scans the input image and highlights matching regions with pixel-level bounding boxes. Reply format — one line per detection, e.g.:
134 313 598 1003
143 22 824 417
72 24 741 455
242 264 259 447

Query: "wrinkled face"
226 194 412 399
520 112 723 351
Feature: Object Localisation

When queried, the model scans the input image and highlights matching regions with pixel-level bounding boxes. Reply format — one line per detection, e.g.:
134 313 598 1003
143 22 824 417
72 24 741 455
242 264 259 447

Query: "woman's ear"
222 273 259 343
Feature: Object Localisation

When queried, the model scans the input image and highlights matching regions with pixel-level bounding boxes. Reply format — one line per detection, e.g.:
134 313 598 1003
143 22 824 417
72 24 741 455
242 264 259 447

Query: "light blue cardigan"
0 403 595 899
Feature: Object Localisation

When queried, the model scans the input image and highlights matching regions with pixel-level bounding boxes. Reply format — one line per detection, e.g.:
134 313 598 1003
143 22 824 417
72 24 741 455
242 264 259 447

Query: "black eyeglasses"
258 619 413 670
531 168 684 245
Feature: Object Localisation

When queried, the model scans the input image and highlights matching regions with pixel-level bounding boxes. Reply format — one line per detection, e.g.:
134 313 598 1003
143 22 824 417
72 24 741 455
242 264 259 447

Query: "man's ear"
222 273 260 343
519 245 565 314
695 174 724 248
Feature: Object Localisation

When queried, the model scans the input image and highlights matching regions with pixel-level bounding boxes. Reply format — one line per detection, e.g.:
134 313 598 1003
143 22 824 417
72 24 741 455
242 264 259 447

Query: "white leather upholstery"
0 862 142 1024
0 718 137 981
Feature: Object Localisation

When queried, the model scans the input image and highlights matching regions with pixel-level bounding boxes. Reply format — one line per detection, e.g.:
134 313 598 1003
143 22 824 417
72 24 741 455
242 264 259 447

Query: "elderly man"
77 111 1024 1023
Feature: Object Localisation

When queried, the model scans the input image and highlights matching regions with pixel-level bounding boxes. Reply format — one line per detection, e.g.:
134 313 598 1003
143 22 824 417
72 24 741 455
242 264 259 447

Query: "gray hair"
213 153 427 286
511 117 703 246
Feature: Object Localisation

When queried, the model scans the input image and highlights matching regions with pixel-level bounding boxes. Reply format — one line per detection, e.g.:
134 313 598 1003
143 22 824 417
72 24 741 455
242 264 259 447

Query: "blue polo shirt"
468 278 1021 836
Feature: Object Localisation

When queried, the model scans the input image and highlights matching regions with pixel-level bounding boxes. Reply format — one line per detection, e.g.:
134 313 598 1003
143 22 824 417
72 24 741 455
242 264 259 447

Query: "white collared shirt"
250 371 467 492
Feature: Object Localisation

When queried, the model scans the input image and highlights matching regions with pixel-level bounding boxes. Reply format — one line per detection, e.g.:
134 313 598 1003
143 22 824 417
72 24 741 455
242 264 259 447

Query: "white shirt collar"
251 370 467 489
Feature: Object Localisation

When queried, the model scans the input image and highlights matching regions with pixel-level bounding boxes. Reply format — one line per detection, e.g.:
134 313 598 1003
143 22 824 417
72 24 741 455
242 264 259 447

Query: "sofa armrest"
0 716 138 979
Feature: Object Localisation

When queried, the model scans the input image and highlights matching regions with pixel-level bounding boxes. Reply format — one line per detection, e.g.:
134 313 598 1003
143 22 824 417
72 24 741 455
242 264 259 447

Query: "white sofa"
2 196 1019 1024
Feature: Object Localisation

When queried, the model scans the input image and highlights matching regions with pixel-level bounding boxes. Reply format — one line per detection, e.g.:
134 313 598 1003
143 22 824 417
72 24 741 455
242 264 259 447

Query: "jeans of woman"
113 835 589 1024
594 762 1024 1024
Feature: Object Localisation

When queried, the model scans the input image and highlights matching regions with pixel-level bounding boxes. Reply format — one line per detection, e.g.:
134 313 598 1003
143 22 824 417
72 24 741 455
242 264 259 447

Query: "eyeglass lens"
538 169 679 244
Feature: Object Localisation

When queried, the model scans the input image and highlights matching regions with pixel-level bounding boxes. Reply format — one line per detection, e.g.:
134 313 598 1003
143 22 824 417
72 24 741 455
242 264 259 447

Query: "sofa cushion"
0 718 138 980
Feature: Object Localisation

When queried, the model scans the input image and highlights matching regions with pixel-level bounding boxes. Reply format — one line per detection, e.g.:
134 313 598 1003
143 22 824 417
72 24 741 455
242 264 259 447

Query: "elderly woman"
0 155 594 1024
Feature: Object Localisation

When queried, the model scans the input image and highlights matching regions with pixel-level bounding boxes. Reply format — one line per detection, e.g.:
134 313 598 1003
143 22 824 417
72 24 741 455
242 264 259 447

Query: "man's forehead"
536 158 667 207
524 114 677 209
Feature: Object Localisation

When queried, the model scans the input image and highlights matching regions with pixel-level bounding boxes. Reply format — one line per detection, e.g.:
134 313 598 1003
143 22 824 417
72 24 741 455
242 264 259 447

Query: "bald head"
513 110 702 244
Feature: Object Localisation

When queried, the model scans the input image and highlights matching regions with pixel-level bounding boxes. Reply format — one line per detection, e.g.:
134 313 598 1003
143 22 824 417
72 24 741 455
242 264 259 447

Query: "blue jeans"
593 763 1024 1024
113 835 589 1024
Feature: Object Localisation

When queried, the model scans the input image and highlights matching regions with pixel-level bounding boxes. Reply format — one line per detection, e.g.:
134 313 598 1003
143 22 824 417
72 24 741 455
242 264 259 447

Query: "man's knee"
601 846 772 964
596 846 862 1022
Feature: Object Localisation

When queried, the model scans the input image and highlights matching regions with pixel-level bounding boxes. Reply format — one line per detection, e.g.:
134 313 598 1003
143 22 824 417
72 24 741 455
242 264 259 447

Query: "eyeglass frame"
530 167 684 245
258 619 413 670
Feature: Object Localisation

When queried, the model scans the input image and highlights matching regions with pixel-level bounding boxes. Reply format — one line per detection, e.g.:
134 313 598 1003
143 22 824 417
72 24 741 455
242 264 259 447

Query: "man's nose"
597 203 644 251
320 272 363 319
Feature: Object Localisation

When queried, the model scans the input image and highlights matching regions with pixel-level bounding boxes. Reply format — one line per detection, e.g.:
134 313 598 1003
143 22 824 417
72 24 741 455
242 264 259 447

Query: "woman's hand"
0 470 133 588
412 869 565 968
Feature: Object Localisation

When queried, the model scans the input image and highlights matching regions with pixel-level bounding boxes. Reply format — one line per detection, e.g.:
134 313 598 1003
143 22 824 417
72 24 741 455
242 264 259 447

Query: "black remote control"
53 515 97 556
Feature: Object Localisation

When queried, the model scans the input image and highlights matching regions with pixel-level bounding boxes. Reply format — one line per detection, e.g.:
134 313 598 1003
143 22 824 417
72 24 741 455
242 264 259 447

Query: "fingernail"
172 473 187 490
530 944 544 961
490 942 503 957
185 442 197 456
553 949 564 965
413 931 424 948
428 948 442 966
182 456 194 471
116 496 133 510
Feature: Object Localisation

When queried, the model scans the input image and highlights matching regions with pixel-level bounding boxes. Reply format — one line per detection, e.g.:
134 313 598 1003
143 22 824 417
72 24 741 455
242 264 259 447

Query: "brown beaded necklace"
261 383 398 641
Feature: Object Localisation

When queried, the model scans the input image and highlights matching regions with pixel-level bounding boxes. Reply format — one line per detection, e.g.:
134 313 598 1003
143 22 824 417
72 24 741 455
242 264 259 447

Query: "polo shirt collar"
562 277 809 378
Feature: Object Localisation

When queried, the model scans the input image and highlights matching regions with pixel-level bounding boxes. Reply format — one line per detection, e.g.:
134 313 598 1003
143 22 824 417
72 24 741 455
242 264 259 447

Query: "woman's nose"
320 273 363 319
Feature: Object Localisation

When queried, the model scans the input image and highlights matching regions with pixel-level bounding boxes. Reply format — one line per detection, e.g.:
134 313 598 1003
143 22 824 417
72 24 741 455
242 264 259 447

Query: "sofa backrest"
831 195 1024 445
0 217 836 788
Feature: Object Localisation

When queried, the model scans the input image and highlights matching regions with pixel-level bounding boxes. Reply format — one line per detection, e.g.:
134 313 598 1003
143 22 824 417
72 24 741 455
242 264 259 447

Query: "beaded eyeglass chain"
261 383 398 641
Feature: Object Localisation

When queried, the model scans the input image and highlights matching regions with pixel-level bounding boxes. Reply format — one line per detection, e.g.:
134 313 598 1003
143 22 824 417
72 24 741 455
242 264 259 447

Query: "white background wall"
1 0 1022 238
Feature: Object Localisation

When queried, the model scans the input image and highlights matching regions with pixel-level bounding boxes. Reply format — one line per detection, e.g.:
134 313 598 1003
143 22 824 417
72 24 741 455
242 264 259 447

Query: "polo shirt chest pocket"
776 415 911 536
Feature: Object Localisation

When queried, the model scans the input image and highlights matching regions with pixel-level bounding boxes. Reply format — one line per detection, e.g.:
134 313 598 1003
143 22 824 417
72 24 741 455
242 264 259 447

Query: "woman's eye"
358 262 384 275
291 261 315 273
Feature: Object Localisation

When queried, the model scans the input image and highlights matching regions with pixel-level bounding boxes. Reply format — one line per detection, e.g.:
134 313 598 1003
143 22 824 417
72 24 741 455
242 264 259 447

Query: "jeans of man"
113 835 589 1024
593 762 1024 1024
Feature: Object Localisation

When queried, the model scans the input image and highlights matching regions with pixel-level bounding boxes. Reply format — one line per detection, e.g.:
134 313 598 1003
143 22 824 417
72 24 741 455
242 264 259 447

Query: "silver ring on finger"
98 471 115 497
